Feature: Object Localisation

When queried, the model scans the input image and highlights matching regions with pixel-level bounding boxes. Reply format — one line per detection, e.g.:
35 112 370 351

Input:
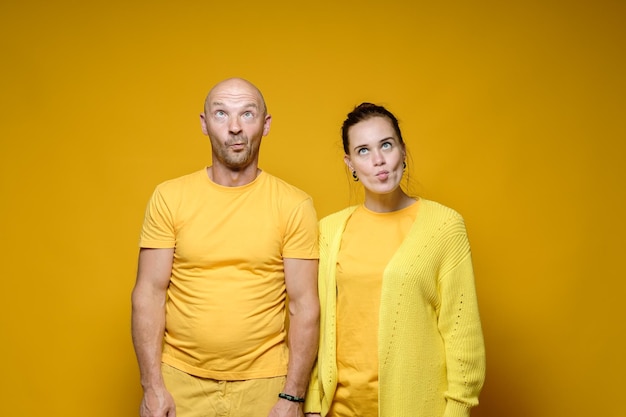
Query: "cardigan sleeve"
437 226 486 417
304 360 321 413
304 244 323 413
304 220 330 414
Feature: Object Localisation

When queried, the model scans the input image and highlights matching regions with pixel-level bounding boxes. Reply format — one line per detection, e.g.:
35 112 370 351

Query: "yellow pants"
162 363 286 417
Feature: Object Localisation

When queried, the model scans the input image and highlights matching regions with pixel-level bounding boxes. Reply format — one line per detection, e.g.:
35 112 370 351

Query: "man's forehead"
208 95 261 108
206 82 265 112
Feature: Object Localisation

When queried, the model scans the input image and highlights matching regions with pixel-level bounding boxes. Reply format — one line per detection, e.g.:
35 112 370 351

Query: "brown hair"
341 102 404 154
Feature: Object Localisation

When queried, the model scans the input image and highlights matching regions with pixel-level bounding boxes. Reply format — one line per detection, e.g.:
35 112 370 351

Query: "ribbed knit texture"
305 199 486 417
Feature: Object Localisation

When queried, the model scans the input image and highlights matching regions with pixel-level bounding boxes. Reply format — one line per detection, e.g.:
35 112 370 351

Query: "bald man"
132 78 320 417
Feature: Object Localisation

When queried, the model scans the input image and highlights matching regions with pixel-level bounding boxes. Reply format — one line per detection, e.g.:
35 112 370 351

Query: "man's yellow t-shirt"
139 168 318 380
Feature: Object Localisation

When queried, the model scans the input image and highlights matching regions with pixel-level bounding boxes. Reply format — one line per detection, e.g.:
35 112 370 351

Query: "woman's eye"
382 142 392 150
357 148 368 155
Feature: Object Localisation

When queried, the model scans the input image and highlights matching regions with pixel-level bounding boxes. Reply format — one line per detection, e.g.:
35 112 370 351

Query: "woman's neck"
363 189 416 213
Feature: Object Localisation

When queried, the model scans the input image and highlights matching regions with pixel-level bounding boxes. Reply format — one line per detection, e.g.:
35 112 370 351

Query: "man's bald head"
204 77 268 116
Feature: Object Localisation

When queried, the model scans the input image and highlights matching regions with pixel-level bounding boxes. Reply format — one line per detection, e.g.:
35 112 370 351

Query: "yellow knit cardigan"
305 199 486 417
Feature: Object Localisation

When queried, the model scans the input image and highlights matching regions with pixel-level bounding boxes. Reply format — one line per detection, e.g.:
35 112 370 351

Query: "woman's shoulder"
419 198 465 230
319 206 358 229
420 198 464 220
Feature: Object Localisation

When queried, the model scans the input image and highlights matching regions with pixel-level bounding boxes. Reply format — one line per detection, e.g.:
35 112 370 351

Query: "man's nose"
229 117 242 134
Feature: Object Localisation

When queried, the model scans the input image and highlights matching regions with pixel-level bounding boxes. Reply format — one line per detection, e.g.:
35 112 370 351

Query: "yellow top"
331 203 419 417
140 168 318 380
305 199 485 417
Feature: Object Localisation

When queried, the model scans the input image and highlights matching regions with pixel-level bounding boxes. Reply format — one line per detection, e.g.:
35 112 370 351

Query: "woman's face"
344 116 405 197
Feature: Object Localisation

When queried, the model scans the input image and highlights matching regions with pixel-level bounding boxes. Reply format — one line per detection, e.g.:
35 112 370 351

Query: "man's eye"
215 110 226 118
243 111 254 119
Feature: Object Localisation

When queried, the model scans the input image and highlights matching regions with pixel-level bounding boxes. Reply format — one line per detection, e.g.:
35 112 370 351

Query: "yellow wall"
1 0 624 416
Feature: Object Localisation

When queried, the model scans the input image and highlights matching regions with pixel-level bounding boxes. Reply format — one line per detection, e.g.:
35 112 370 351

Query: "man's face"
200 80 271 171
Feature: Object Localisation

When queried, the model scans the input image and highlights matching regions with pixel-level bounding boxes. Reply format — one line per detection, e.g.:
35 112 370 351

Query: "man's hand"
267 398 303 417
140 386 176 417
132 248 175 417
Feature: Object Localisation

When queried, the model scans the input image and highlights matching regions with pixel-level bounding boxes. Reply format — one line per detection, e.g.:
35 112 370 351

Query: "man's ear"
263 114 272 136
200 113 208 136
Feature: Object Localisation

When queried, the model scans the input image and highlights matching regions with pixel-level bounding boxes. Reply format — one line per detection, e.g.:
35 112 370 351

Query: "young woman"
305 103 486 417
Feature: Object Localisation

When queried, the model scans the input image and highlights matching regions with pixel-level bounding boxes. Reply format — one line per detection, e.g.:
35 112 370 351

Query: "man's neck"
206 164 261 187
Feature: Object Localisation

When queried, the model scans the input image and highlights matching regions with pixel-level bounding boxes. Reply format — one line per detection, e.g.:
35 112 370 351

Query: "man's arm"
131 247 176 417
269 258 320 417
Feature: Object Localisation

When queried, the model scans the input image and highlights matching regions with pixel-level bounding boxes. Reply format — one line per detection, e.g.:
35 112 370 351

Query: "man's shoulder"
260 171 312 201
154 169 206 192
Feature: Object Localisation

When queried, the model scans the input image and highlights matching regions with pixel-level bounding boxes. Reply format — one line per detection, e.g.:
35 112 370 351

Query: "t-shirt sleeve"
282 197 319 259
139 186 176 248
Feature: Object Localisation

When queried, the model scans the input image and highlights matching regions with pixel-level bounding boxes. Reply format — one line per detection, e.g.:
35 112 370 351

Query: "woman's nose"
372 150 385 165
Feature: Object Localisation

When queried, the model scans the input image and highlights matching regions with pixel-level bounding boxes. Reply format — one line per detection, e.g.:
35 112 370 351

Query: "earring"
352 170 359 182
403 161 407 171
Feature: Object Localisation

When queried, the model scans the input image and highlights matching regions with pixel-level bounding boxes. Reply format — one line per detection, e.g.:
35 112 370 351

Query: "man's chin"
223 158 253 171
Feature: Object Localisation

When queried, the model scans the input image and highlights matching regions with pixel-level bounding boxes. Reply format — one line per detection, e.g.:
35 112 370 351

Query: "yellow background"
1 0 624 416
